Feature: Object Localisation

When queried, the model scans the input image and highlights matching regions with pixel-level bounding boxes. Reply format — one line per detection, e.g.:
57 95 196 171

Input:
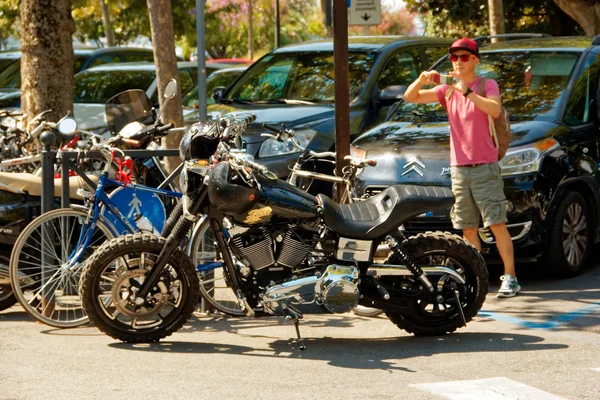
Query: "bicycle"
9 136 183 328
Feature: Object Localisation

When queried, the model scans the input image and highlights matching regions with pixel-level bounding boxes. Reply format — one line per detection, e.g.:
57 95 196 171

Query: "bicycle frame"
66 172 182 268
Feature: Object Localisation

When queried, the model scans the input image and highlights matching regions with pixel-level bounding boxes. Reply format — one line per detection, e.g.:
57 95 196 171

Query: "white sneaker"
497 274 521 298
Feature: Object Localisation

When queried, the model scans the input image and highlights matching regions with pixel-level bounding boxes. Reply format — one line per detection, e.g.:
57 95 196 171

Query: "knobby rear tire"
385 231 488 336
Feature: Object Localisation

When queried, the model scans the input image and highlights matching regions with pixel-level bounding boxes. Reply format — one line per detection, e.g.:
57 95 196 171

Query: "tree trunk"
487 0 505 41
20 0 74 128
248 0 254 59
553 0 600 35
147 0 184 173
99 0 116 46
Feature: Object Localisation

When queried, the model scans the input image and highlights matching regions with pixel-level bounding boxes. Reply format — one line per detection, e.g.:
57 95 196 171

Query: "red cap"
449 38 480 58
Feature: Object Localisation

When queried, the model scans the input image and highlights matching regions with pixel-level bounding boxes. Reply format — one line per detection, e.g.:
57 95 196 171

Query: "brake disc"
111 268 170 318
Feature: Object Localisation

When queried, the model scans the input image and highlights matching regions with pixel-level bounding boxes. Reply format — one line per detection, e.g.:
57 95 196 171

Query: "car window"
150 67 196 103
87 54 121 68
564 53 600 126
227 51 376 102
74 55 90 72
0 57 18 73
432 51 579 120
0 61 21 89
120 52 154 63
74 70 156 103
423 45 448 66
377 48 421 90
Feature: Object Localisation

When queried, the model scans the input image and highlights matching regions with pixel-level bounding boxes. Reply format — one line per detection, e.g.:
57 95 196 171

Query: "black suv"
351 35 600 278
207 36 452 178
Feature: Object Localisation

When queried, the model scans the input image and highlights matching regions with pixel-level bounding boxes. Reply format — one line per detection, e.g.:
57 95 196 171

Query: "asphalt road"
1 258 600 400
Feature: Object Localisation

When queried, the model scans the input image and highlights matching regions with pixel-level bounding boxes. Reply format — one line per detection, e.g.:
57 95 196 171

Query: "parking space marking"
479 301 600 330
410 377 567 400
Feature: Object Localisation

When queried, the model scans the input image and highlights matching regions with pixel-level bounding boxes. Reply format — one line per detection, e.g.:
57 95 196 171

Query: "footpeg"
236 290 255 317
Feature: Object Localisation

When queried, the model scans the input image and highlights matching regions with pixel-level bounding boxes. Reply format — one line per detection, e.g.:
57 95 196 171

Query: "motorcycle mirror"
57 116 78 135
156 79 178 123
164 79 177 99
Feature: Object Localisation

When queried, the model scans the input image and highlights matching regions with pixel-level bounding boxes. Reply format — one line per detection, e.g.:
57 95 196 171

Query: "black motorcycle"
80 114 488 348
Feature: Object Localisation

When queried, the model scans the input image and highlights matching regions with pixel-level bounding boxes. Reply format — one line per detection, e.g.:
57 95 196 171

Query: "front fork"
136 196 195 299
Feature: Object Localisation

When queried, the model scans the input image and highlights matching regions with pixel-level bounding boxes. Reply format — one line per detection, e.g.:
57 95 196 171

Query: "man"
403 38 520 298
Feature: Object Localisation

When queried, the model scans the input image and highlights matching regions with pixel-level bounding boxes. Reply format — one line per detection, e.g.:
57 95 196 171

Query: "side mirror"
164 79 177 99
379 85 407 106
212 87 226 104
57 116 78 135
156 79 179 123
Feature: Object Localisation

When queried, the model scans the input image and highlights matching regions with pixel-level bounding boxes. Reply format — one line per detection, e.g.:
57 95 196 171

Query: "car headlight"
258 129 317 158
499 138 559 176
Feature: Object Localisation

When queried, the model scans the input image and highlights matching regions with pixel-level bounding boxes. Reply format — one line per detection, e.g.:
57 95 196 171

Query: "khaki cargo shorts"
450 162 507 229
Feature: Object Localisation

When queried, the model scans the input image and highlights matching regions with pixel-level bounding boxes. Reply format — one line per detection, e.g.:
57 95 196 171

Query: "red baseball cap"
449 38 480 58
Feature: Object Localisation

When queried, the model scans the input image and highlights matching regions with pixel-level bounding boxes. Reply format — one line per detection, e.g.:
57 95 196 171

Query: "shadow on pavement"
0 306 35 322
107 331 567 370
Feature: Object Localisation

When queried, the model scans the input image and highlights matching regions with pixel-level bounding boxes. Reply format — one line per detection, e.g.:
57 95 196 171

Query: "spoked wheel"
0 255 17 311
189 221 244 316
9 208 115 327
80 234 199 343
383 232 488 336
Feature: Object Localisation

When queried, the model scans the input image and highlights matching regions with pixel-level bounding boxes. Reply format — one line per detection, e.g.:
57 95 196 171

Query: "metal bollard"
39 131 57 317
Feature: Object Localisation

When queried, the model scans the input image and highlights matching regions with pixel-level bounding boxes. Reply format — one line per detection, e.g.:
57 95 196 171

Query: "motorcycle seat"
317 185 454 240
0 172 99 200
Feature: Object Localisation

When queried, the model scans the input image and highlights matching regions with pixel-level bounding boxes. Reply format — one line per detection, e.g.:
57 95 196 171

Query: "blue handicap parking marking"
102 187 166 235
479 301 600 330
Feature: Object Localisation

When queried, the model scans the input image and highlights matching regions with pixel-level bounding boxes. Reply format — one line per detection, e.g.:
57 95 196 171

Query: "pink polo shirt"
434 77 500 166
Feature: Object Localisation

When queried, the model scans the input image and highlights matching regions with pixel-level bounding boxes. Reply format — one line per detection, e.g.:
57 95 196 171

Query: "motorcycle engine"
228 224 319 285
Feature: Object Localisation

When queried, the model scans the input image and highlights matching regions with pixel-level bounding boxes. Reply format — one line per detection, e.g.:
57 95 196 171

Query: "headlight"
258 129 317 158
499 138 559 176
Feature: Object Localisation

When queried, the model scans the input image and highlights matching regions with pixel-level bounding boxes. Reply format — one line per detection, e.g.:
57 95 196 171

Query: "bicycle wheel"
188 220 244 316
10 208 115 328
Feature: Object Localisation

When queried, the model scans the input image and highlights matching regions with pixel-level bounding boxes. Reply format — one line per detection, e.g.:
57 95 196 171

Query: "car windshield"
430 51 580 120
225 51 376 103
183 69 244 107
74 69 156 104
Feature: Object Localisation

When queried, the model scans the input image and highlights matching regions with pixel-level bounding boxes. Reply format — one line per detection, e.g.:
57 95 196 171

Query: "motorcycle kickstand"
453 289 467 327
282 305 306 351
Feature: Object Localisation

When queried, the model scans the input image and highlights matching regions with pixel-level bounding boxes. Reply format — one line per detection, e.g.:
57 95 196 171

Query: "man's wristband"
463 87 473 97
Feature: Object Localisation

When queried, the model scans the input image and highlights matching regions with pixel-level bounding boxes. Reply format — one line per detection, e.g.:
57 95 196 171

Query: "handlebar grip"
262 123 282 134
156 123 174 135
121 138 142 147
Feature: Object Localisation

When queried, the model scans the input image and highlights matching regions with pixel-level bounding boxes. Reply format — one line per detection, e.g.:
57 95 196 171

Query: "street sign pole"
195 0 207 120
333 0 350 202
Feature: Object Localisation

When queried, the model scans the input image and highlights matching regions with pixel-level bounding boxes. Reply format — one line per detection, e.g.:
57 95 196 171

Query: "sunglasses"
450 54 472 62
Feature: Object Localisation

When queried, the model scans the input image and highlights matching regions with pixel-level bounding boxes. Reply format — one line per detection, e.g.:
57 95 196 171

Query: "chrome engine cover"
262 264 360 315
318 265 360 313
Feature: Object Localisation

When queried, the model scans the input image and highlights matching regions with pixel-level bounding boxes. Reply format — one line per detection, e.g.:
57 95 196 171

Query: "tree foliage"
404 0 585 38
0 0 20 48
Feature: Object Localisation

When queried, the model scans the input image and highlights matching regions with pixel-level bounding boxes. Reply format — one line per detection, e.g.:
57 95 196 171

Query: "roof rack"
474 33 551 46
592 35 600 45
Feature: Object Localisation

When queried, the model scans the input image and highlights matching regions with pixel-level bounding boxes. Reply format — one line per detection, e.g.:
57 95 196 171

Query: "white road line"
593 368 600 372
409 377 567 400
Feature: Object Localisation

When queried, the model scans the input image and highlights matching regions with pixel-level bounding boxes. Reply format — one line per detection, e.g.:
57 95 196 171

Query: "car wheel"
544 191 592 278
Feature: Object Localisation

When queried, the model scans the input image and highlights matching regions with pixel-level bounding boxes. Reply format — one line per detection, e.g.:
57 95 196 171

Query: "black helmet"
179 121 220 161
207 162 260 215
